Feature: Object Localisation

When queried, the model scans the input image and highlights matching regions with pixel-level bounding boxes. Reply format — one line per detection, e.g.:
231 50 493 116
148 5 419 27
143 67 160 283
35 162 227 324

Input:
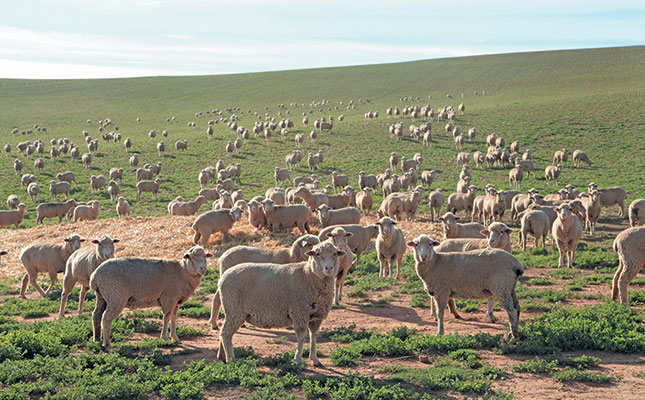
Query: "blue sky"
0 0 643 79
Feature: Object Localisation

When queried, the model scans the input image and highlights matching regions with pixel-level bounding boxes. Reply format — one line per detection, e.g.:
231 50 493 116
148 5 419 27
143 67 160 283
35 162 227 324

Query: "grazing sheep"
199 187 220 201
192 207 243 244
358 171 378 190
59 235 119 316
439 212 485 240
19 234 84 298
262 199 312 235
553 149 568 165
73 200 100 222
216 241 344 365
581 190 601 235
27 182 40 201
545 164 562 185
136 178 162 200
49 180 70 200
210 235 320 328
375 217 406 279
611 226 645 305
552 203 583 268
57 171 78 185
274 167 290 186
628 199 645 227
36 199 77 224
169 195 208 216
116 196 130 218
572 150 592 167
91 246 212 350
421 170 436 187
317 204 361 228
0 203 26 228
82 153 92 168
7 195 20 210
408 235 522 341
519 209 551 250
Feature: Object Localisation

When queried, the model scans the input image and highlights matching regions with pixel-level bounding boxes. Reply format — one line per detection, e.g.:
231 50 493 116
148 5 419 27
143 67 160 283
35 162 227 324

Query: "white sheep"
7 194 20 210
136 178 162 200
317 204 361 228
19 234 85 298
216 241 344 365
0 203 26 228
36 199 77 224
587 184 627 217
439 212 485 240
192 207 243 245
261 199 312 234
545 165 562 185
59 235 119 316
572 150 592 167
169 195 208 216
356 188 373 215
581 190 601 235
611 226 645 305
446 186 478 220
375 217 406 279
90 246 212 350
323 227 354 304
427 189 445 221
628 199 645 227
407 235 522 341
274 167 291 186
27 182 40 201
519 209 551 250
116 196 130 218
74 200 100 222
552 203 583 268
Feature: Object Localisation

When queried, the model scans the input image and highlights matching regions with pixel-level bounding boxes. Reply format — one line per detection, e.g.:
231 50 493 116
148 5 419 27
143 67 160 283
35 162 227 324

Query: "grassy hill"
0 45 644 226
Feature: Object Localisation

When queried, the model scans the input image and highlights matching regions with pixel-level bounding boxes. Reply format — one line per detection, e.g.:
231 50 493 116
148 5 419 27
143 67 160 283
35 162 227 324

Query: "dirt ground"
2 214 644 399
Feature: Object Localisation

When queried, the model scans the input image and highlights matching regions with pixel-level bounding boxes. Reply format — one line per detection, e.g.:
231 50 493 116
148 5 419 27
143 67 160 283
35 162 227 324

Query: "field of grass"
0 45 643 226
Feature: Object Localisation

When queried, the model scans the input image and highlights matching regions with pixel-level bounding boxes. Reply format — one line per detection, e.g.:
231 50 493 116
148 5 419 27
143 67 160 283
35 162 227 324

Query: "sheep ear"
407 241 416 247
337 250 346 257
64 238 70 242
391 220 397 225
80 239 86 242
112 239 120 243
0 251 7 256
305 250 315 257
325 232 334 238
480 229 490 236
345 232 353 238
505 229 513 234
437 217 443 221
431 240 440 246
183 253 191 259
91 239 99 244
454 216 460 221
375 221 381 225
205 253 213 258
554 207 561 212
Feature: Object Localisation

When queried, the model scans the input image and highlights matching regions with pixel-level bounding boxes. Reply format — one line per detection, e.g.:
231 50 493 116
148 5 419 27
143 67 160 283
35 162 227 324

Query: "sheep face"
305 242 345 278
91 236 120 260
292 235 320 261
229 207 243 222
317 204 330 220
438 213 457 231
375 217 397 237
483 223 512 249
407 235 439 263
64 234 85 252
183 246 213 276
325 228 353 252
555 204 573 221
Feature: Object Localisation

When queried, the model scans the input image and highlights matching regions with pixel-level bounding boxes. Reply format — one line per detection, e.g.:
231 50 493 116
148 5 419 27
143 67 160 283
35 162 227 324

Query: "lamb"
90 246 212 350
136 178 162 200
428 189 445 221
330 171 349 192
446 185 478 220
323 227 355 304
57 171 78 185
0 203 26 228
611 226 645 305
375 217 406 279
519 209 551 250
74 200 100 222
274 167 291 186
7 194 20 210
210 235 321 328
192 207 243 245
49 180 70 200
59 235 119 316
551 203 583 268
262 199 312 235
628 199 645 227
553 149 568 165
82 153 92 168
116 196 130 218
216 241 344 365
572 150 592 167
19 234 85 298
545 165 562 185
169 195 208 216
581 190 601 235
408 235 522 341
317 204 361 228
294 186 328 211
36 199 77 224
27 182 40 201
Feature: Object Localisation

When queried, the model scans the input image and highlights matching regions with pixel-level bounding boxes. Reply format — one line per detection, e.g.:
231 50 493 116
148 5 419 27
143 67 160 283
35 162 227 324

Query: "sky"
0 0 643 79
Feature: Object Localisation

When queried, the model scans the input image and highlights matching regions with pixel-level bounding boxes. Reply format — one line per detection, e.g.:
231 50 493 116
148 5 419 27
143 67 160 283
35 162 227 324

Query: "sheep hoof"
310 358 322 367
486 314 497 323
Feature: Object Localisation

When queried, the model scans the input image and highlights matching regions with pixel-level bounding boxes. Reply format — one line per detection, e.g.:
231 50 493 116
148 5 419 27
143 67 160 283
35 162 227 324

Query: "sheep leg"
101 300 126 351
44 269 58 295
555 241 566 268
292 322 308 364
485 300 497 323
378 255 387 278
434 296 448 336
447 298 462 319
193 231 201 245
28 272 47 298
92 291 107 342
499 294 520 344
308 319 324 366
567 246 575 268
611 260 624 301
209 291 221 330
161 309 172 341
616 261 640 305
59 276 76 316
170 305 180 341
394 257 402 280
218 314 245 363
20 274 30 299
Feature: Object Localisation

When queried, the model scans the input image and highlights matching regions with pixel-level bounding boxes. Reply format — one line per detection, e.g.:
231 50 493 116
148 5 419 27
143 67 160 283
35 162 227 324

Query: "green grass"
0 46 643 228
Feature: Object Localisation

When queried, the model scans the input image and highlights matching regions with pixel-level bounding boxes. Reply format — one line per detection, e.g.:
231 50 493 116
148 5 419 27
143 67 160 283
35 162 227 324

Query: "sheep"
553 149 568 165
482 191 506 224
34 157 45 173
82 153 92 168
390 190 424 221
355 188 373 215
400 157 418 172
89 175 105 192
374 217 406 280
389 152 399 171
588 185 627 217
73 200 100 222
274 167 290 186
317 204 361 228
526 203 558 228
611 226 645 305
136 178 162 200
322 227 355 304
116 196 130 218
628 199 645 227
59 235 119 316
216 241 344 365
509 167 523 189
14 159 23 175
293 175 316 187
19 234 85 298
129 153 139 168
580 190 601 235
247 199 267 230
27 182 40 201
330 171 349 192
420 170 436 187
294 186 328 211
265 187 285 205
48 180 70 201
511 191 543 222
382 175 401 196
436 222 512 253
212 191 233 210
446 185 478 220
7 194 20 210
519 209 551 250
438 211 485 240
169 195 208 216
36 199 77 224
90 246 212 350
407 235 522 341
573 150 592 167
544 164 562 185
510 140 520 153
358 171 378 190
261 199 312 235
456 177 471 194
175 140 188 151
0 203 26 228
57 171 78 185
552 203 583 268
192 207 243 245
210 234 321 328
427 189 445 221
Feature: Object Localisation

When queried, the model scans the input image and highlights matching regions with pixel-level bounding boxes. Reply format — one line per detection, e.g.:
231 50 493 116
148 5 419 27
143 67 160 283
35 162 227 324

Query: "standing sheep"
27 182 40 201
116 196 130 218
136 178 162 200
169 195 208 216
90 246 212 350
49 180 71 200
74 200 100 222
323 227 354 304
274 167 291 186
428 189 445 221
216 241 344 365
19 234 85 298
0 203 26 228
519 209 551 250
356 188 373 215
262 199 312 234
581 190 601 235
317 204 361 227
375 217 406 279
36 199 77 224
628 199 645 227
59 235 119 316
552 203 583 268
192 207 243 245
545 165 562 185
572 150 592 167
7 194 20 210
611 226 645 305
439 212 486 240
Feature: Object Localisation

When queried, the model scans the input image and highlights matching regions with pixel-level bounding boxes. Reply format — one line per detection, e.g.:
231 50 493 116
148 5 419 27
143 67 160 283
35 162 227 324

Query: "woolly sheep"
34 157 45 173
82 153 92 168
294 186 328 211
553 149 568 165
628 199 645 227
581 190 601 235
116 196 130 218
439 212 485 240
59 235 119 316
274 167 290 186
7 195 20 210
216 241 344 365
14 159 23 175
588 185 627 217
247 199 266 229
572 150 592 167
611 226 645 305
356 188 373 215
358 171 378 190
48 180 70 201
27 182 40 201
129 153 139 168
446 186 478 220
74 200 100 222
317 204 361 228
519 209 550 250
427 189 445 221
36 199 77 224
0 203 26 228
375 217 406 279
552 203 583 268
192 207 242 245
57 171 78 185
377 194 404 220
91 246 212 350
545 165 562 185
20 234 84 298
169 195 208 216
323 227 355 304
262 199 312 235
407 235 522 341
136 178 162 200
330 171 349 192
389 152 399 171
212 191 233 210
